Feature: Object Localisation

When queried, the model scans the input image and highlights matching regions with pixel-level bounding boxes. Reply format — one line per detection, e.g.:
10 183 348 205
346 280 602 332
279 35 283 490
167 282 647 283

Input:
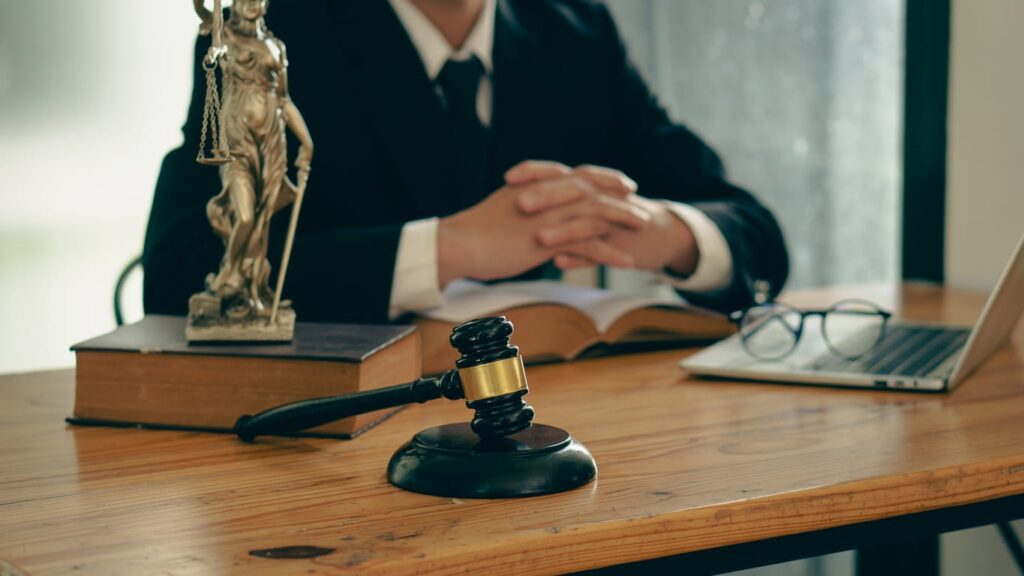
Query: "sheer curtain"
606 0 903 296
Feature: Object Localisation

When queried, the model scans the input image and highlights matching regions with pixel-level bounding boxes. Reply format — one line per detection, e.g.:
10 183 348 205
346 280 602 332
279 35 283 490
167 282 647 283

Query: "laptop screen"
949 233 1024 384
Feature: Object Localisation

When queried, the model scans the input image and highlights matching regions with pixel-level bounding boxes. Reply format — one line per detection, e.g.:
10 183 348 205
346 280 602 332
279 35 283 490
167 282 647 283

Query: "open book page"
421 280 701 333
420 280 559 324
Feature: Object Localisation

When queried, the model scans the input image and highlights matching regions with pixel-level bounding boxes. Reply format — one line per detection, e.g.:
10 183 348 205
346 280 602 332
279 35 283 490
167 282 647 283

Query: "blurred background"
0 2 195 374
0 2 1020 573
0 0 908 374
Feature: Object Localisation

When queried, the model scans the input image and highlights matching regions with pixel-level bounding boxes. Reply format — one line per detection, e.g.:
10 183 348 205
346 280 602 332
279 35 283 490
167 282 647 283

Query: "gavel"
234 316 535 442
233 316 597 499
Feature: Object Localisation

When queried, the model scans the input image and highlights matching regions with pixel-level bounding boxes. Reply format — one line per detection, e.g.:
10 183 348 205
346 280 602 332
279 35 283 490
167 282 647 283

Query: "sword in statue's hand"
270 165 310 326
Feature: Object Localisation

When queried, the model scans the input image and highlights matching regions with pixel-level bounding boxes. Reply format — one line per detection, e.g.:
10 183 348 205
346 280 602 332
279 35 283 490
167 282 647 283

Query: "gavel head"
450 317 535 439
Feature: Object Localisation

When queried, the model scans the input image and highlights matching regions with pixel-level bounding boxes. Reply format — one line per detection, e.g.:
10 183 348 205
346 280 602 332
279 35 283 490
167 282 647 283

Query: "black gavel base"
388 423 597 498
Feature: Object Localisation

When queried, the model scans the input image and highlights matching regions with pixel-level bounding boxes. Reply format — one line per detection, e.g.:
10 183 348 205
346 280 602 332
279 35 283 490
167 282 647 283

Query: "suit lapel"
328 2 461 216
488 0 568 193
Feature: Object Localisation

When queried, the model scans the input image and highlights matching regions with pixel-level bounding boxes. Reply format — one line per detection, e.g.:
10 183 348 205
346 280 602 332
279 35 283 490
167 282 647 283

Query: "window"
607 0 904 291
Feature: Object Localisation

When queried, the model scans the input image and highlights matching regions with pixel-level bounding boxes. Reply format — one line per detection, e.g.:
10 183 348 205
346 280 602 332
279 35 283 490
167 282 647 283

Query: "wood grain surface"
2 284 1024 575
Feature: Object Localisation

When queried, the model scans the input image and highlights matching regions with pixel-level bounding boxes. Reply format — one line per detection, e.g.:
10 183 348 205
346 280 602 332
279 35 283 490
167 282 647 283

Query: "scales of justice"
186 0 313 342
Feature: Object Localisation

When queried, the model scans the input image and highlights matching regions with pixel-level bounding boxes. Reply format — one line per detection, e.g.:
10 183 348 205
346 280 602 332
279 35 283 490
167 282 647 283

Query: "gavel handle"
234 372 462 442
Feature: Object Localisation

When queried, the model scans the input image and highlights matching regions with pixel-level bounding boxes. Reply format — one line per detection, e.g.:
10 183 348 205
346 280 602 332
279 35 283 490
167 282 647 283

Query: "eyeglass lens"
739 303 803 359
822 299 888 358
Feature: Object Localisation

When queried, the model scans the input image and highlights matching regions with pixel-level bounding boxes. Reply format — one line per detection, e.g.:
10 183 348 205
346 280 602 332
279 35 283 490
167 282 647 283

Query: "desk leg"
855 535 939 576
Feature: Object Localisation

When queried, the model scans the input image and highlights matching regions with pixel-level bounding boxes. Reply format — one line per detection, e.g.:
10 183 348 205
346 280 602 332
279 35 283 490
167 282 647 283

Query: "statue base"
186 292 295 342
387 423 597 498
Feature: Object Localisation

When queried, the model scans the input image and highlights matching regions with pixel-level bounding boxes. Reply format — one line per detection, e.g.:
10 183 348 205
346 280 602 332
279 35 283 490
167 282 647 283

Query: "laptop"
682 233 1024 392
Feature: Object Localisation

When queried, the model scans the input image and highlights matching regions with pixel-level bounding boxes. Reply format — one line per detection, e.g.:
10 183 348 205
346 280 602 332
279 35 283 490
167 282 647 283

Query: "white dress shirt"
386 0 734 319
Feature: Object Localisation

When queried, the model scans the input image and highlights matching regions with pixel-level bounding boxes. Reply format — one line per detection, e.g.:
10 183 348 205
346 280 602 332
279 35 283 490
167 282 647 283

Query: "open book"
416 280 735 374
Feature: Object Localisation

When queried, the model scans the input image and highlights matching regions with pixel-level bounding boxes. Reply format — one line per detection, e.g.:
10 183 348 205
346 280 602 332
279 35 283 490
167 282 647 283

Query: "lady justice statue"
187 0 313 342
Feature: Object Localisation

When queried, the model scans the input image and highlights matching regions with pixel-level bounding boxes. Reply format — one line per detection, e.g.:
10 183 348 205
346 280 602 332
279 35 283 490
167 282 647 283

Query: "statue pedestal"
186 293 295 342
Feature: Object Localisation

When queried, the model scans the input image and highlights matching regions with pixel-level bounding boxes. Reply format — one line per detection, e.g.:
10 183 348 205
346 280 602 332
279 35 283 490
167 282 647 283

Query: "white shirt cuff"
659 201 734 293
389 217 445 320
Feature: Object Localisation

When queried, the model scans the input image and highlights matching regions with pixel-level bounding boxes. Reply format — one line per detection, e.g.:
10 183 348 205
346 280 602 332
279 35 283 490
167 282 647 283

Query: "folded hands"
437 160 699 286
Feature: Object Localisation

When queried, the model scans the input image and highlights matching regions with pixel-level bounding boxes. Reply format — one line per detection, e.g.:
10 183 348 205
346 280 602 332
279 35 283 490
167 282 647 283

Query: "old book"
416 280 734 375
71 316 421 438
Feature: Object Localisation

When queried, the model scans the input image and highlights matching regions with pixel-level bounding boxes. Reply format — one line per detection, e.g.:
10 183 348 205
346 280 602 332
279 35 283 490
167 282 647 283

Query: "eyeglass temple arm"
731 307 892 321
729 306 892 341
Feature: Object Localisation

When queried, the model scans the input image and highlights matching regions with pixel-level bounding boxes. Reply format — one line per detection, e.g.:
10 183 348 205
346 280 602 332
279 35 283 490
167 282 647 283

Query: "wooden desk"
2 285 1024 575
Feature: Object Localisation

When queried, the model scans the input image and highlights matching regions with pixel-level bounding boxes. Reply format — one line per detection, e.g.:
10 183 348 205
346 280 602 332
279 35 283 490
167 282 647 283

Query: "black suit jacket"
143 0 789 323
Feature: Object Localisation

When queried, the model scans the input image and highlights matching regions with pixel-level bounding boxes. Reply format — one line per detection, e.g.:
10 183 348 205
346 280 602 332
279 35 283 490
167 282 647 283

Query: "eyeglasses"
729 299 893 361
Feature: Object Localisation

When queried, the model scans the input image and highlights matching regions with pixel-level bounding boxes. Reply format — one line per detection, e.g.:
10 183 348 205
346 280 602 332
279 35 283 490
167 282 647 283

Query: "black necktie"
436 56 490 207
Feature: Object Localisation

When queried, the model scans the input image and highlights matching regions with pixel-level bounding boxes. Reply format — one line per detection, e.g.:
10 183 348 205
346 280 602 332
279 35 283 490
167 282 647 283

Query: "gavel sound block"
234 317 598 498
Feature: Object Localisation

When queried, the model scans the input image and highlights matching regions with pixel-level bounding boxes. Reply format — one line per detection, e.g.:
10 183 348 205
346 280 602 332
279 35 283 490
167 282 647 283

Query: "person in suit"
143 0 789 324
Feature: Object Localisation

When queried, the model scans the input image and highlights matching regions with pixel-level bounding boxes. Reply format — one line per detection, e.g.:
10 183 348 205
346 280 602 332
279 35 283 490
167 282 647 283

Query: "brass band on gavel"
458 356 529 402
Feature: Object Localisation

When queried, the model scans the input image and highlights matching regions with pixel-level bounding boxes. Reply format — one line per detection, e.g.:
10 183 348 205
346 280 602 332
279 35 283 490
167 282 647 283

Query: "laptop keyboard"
811 325 971 377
